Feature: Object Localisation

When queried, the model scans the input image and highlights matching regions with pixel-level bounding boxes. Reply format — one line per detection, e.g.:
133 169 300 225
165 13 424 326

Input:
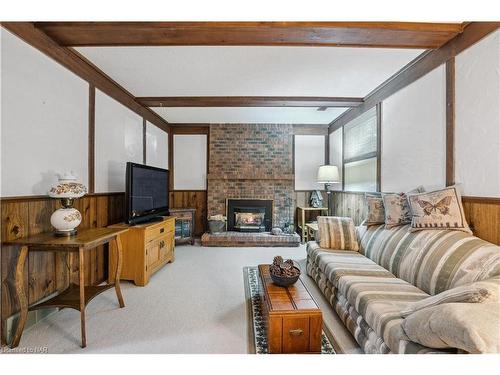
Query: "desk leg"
113 236 125 308
79 248 86 348
10 246 28 348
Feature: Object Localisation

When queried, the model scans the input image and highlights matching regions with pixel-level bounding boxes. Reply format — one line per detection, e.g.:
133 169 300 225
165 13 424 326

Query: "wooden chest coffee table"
258 264 322 354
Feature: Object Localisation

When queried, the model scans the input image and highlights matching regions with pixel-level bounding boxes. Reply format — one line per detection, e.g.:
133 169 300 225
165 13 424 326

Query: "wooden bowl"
269 266 301 287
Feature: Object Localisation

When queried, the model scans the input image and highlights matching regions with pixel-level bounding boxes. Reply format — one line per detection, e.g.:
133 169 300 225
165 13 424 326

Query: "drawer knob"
159 240 165 248
160 228 164 233
289 329 303 336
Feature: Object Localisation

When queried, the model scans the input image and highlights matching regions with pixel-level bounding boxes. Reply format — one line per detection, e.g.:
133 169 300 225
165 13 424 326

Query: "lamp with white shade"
317 165 340 215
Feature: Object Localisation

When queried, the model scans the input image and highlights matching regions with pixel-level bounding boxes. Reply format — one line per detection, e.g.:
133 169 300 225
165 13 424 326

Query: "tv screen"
126 163 169 224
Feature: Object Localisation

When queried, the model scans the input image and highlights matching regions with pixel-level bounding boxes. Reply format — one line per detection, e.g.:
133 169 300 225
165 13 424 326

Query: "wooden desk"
3 227 129 348
296 207 328 244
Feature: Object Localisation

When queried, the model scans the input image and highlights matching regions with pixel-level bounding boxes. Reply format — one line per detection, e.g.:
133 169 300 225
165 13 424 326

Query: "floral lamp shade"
48 172 87 236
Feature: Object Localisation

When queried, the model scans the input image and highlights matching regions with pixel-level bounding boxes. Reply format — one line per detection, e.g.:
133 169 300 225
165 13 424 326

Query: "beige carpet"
14 242 360 354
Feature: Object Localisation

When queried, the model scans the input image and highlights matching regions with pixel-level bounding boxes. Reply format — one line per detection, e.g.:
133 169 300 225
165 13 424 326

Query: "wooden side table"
2 227 129 348
305 223 319 242
169 208 196 245
296 206 328 244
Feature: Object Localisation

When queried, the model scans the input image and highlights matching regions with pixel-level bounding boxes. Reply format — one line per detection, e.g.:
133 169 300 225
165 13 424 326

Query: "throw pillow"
400 278 500 317
382 186 425 229
402 302 500 353
407 185 472 233
317 216 359 251
363 193 385 226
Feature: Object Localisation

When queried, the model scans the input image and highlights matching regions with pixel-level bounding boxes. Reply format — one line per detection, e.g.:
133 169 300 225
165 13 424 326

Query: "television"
125 162 169 224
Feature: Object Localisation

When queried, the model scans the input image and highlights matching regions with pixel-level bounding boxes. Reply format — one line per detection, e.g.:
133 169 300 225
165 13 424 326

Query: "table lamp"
317 165 340 215
48 172 87 236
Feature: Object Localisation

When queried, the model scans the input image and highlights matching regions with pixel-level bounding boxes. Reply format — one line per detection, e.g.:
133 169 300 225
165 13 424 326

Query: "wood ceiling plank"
137 96 363 108
34 22 465 49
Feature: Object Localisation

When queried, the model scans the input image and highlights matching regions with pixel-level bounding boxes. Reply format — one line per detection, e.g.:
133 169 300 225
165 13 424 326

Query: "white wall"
95 89 143 192
328 128 343 191
1 29 88 196
146 121 168 169
381 65 446 192
294 135 325 190
455 30 500 197
173 134 207 190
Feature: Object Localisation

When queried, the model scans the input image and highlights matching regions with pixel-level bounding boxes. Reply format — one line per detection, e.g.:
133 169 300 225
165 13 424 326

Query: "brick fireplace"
207 124 295 229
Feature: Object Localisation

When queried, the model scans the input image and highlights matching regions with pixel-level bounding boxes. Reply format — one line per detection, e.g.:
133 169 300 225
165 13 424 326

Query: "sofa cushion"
407 186 472 234
402 302 500 353
357 224 500 295
382 186 425 229
364 193 385 226
307 241 394 287
400 277 500 317
317 216 359 251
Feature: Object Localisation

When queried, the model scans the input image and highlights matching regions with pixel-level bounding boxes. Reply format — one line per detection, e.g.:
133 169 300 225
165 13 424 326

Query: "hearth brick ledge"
201 232 300 247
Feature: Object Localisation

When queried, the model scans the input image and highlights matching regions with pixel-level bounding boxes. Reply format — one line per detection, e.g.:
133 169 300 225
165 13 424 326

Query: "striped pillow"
317 216 359 251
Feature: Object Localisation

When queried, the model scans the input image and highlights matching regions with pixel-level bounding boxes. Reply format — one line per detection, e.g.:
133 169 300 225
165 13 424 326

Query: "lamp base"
54 228 77 237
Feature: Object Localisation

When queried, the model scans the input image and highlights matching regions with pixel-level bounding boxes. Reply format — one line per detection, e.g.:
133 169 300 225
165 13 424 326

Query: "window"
342 106 379 192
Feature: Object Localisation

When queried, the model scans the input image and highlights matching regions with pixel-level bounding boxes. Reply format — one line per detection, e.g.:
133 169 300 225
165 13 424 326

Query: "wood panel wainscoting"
0 192 125 345
329 192 500 246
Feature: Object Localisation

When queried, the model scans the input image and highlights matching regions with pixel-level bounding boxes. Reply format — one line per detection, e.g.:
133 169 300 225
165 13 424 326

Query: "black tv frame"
125 162 169 224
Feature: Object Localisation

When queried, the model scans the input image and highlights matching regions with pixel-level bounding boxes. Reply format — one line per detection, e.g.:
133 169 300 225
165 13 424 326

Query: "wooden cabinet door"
146 241 160 269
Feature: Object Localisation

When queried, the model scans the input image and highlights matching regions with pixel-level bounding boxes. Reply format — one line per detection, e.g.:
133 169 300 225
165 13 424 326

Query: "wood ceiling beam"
329 22 500 133
137 96 363 108
34 22 465 49
1 22 170 133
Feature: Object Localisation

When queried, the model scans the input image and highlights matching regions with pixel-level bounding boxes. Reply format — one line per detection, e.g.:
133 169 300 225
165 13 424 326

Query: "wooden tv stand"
108 217 175 286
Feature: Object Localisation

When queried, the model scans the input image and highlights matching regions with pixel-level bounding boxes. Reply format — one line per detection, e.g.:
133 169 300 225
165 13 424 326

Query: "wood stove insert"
226 198 273 232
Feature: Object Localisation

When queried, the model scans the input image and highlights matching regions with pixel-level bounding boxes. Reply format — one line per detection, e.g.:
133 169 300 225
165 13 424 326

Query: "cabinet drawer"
282 316 310 353
145 220 174 243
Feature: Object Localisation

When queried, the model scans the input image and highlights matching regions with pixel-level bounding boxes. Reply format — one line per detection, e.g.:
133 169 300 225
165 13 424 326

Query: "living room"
1 1 499 373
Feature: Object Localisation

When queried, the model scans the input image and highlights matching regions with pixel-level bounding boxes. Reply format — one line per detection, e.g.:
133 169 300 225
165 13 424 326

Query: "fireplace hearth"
226 199 273 232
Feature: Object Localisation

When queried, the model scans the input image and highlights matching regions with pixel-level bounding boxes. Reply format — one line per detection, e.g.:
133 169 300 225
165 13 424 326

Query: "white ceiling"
153 107 348 124
76 46 424 123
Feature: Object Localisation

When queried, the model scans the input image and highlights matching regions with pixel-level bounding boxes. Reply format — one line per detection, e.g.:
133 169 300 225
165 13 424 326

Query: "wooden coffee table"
258 264 322 354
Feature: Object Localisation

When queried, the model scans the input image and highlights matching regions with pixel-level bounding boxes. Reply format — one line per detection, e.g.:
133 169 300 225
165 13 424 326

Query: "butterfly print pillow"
407 186 471 234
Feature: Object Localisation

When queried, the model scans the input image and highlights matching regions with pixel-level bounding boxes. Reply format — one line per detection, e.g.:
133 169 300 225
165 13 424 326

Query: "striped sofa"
306 224 500 353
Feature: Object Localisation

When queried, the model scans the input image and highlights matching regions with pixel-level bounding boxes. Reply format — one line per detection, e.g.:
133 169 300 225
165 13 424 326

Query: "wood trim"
168 129 174 191
0 192 124 203
137 96 363 108
36 22 464 49
142 118 147 164
376 103 382 192
292 124 329 135
446 58 455 186
1 22 170 133
329 22 500 133
462 196 500 204
169 125 210 135
88 85 95 194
